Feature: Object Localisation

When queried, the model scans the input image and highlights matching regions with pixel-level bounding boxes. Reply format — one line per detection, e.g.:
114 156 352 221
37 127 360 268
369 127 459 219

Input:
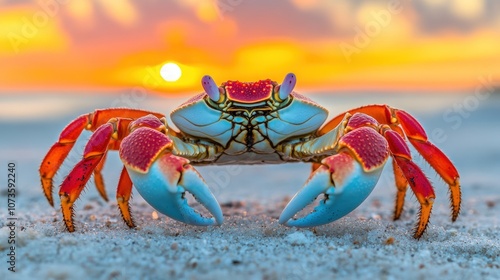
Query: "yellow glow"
451 0 484 20
0 8 68 54
66 0 94 29
196 2 219 22
160 63 182 82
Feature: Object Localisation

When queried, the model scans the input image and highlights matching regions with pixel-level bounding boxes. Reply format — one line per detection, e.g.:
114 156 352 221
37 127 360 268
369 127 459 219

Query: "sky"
0 0 499 93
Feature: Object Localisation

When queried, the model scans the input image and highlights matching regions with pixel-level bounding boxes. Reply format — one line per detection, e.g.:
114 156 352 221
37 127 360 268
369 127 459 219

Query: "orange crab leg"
59 117 134 231
319 105 460 222
345 113 435 238
384 130 435 239
394 110 461 221
59 122 115 232
319 105 392 135
40 108 164 207
40 114 90 206
93 153 109 202
116 166 135 228
392 159 408 220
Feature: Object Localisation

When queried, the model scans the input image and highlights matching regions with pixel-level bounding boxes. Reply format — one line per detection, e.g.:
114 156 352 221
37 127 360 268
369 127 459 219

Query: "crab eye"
278 73 296 101
202 75 222 102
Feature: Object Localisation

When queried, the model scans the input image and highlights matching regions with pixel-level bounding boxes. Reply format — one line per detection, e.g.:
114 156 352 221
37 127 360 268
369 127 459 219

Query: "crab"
40 73 460 238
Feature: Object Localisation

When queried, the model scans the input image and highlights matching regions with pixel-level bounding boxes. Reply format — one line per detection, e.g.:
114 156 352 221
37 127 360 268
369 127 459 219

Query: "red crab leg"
40 108 164 206
394 110 461 221
59 118 132 232
40 114 89 206
384 130 435 239
93 153 109 202
392 159 408 220
59 122 115 232
116 166 135 228
319 105 460 221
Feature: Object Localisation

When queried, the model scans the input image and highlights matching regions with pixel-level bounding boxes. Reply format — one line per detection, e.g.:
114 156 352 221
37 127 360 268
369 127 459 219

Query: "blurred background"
1 0 499 93
0 0 499 208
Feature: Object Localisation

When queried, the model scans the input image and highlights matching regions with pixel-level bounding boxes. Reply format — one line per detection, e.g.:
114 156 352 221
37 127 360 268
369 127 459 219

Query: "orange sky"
0 0 499 93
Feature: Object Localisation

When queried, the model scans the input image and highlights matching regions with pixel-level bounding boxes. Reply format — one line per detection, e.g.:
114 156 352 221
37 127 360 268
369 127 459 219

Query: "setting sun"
160 62 182 82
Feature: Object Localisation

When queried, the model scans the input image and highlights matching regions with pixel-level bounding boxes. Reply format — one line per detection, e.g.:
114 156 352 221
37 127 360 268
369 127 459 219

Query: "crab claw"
279 152 383 227
120 126 223 226
126 154 223 226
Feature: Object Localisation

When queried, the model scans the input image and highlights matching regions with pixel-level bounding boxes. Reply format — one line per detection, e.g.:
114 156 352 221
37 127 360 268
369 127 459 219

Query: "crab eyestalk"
278 73 296 100
202 75 222 102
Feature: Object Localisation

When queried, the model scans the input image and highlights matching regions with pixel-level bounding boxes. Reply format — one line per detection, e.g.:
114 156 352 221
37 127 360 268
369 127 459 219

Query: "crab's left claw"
279 152 384 227
279 127 389 227
120 127 223 226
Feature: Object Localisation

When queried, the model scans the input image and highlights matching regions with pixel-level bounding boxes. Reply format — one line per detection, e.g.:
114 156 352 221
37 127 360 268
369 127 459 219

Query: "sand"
0 92 499 280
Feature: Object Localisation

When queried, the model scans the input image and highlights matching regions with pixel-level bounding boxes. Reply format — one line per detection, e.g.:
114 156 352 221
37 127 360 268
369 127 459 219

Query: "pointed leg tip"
64 223 75 233
41 178 55 207
127 222 136 229
60 194 76 232
413 225 427 240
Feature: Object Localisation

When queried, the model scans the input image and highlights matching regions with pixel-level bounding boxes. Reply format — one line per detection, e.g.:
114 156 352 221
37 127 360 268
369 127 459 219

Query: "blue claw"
127 157 223 226
279 160 382 227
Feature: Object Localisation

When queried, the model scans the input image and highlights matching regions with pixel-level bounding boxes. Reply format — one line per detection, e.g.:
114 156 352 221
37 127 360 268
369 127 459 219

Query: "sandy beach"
1 92 499 280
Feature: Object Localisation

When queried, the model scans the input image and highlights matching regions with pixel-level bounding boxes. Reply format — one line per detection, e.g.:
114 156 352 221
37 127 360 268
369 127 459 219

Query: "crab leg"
59 122 117 232
116 166 135 228
392 159 408 220
120 116 223 226
319 105 460 221
384 130 435 238
93 153 109 201
281 113 437 238
394 110 460 220
40 108 164 206
40 114 89 206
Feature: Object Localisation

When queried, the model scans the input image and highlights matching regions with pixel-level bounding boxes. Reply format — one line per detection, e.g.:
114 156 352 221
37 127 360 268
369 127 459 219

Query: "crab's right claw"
280 127 390 227
126 154 223 226
279 152 384 227
120 127 223 226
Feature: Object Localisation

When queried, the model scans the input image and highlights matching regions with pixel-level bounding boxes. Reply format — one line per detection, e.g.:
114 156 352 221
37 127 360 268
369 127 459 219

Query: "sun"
160 62 182 82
